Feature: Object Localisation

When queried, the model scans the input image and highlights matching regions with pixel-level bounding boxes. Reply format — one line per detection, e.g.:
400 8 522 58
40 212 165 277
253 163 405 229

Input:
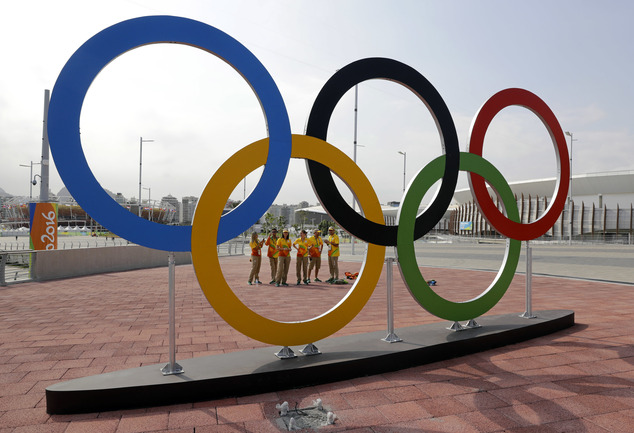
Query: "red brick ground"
0 256 632 432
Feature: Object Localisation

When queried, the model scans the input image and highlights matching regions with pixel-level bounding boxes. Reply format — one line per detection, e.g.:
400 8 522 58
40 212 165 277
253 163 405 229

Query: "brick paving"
0 255 632 432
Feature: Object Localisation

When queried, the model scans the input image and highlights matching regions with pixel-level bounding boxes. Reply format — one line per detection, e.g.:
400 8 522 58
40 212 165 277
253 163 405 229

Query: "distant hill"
57 186 72 201
57 186 119 202
0 187 13 198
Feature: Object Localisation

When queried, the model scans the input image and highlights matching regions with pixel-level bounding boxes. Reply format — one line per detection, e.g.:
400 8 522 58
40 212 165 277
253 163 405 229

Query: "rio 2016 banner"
47 16 569 348
29 203 58 250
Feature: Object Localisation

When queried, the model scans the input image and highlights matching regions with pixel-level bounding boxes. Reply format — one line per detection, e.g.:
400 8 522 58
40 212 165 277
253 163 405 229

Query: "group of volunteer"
248 226 340 287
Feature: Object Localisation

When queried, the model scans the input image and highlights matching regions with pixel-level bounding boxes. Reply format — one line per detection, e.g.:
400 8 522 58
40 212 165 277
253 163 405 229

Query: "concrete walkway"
404 241 634 285
0 249 632 432
336 240 634 285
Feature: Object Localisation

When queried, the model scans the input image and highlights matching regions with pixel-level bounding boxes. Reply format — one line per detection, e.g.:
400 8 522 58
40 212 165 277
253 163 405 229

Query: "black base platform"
46 309 574 414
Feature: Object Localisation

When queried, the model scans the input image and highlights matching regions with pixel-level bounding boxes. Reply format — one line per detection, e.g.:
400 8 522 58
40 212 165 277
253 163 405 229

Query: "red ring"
467 88 570 241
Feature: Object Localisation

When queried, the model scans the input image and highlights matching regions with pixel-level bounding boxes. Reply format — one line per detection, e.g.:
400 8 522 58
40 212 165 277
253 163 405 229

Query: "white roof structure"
297 204 403 216
452 170 634 208
292 170 634 227
295 203 432 224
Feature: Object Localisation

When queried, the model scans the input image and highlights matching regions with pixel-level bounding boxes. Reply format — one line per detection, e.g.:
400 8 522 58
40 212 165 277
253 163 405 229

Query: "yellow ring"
192 134 386 346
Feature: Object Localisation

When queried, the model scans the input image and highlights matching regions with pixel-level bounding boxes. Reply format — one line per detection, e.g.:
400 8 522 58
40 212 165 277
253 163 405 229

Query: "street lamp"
139 137 154 217
564 131 576 245
397 151 407 193
143 187 152 221
351 84 365 255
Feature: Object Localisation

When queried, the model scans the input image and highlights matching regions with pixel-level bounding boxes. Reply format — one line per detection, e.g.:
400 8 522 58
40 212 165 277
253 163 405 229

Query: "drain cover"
275 403 335 430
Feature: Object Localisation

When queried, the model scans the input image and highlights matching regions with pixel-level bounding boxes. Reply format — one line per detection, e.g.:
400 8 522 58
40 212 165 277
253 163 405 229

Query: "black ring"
305 58 460 246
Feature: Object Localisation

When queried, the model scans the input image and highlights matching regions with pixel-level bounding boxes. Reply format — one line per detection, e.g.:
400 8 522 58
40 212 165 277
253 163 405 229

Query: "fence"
0 251 32 286
1 237 248 286
0 237 129 251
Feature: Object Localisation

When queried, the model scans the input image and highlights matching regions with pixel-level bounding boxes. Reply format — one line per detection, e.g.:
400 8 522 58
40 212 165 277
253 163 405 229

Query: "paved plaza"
0 243 633 432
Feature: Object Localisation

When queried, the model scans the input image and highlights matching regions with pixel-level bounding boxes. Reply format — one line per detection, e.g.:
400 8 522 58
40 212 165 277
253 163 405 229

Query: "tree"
261 212 277 234
261 213 288 234
318 219 337 236
296 210 308 230
277 215 287 230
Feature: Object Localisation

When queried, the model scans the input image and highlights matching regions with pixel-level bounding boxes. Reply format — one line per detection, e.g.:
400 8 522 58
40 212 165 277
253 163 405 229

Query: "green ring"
396 152 521 322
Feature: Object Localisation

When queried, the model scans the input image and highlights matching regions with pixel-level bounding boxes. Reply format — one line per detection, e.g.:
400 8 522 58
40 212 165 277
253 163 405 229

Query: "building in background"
265 204 296 227
161 194 181 223
451 171 634 242
181 196 198 224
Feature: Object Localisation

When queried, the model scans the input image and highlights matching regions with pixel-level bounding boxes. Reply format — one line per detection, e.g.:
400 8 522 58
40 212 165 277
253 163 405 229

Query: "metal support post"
300 343 321 356
382 256 402 343
275 346 297 359
161 252 184 375
465 319 481 329
40 90 50 202
351 84 359 256
0 253 7 286
520 241 537 319
447 321 466 331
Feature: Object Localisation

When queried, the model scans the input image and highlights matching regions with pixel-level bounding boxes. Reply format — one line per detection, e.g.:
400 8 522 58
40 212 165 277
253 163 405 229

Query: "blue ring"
47 16 291 251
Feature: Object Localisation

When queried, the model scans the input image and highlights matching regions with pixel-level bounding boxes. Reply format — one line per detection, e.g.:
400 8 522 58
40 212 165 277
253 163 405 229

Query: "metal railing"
1 237 248 286
0 237 130 251
0 242 30 251
0 251 32 286
217 238 247 256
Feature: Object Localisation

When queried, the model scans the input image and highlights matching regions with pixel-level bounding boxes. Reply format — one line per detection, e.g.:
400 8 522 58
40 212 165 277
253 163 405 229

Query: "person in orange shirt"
248 232 264 285
307 229 324 282
275 229 292 287
264 228 279 284
324 226 340 283
293 229 310 285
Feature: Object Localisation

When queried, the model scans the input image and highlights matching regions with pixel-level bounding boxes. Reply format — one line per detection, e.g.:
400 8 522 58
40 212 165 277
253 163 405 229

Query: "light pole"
40 89 51 202
565 131 576 245
19 161 41 200
351 84 361 255
139 137 154 217
397 151 407 193
143 187 152 221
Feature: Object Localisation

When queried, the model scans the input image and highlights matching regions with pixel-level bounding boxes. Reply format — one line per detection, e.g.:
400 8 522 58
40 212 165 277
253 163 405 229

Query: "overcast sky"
1 0 633 212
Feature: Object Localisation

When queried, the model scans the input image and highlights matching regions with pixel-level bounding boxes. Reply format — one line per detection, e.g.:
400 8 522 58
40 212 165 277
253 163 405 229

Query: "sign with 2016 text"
29 203 58 250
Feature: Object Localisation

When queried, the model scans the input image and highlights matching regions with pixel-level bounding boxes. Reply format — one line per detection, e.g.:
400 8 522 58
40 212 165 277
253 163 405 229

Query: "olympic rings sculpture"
48 16 569 347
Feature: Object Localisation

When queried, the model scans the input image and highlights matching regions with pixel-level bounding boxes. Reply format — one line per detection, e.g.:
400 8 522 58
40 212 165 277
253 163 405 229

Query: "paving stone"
167 408 217 429
379 385 428 403
456 408 523 432
0 255 632 432
388 414 480 432
341 389 393 408
63 417 119 433
0 407 50 428
216 403 264 424
376 400 432 422
496 399 578 426
586 409 634 433
415 395 472 417
115 412 168 433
